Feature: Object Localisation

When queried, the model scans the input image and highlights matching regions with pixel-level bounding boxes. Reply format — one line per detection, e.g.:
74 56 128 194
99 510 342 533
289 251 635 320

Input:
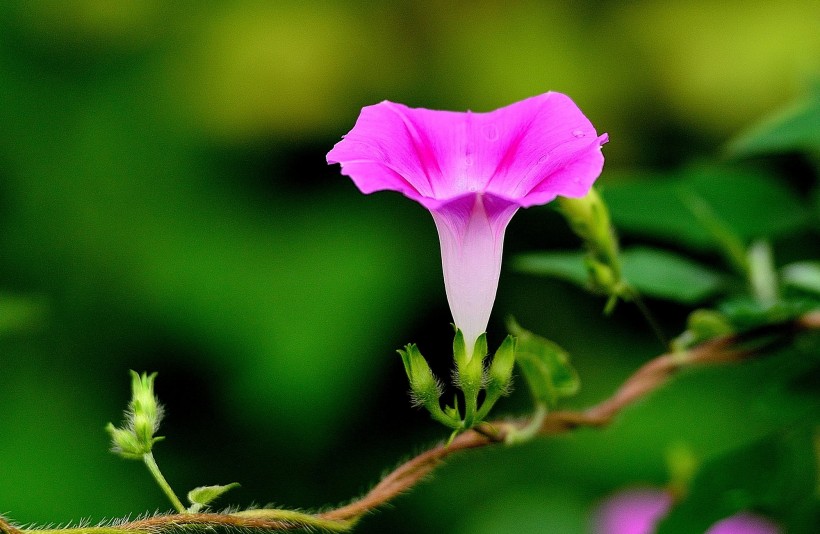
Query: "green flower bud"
559 188 622 280
557 191 598 239
456 332 485 394
130 371 162 430
486 335 516 398
106 371 165 460
106 422 147 459
558 188 610 241
398 344 442 408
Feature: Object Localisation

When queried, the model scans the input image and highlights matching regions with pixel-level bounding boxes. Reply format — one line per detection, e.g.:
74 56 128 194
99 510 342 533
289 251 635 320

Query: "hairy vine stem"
2 311 818 534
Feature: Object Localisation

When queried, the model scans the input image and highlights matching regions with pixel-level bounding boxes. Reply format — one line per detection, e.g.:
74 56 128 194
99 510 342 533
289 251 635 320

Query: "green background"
0 1 818 532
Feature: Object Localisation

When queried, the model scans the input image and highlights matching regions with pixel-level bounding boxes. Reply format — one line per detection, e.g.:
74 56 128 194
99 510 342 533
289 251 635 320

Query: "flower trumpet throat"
328 92 607 350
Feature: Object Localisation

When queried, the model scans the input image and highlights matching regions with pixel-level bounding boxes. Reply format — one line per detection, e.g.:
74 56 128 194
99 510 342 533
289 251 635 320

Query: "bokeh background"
1 1 818 533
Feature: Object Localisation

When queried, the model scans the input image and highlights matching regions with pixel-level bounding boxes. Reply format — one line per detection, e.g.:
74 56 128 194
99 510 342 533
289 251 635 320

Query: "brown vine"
5 311 818 534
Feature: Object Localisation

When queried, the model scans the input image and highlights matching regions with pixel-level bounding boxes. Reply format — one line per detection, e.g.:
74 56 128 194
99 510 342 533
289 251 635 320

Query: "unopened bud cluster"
106 371 165 459
398 330 516 433
558 188 626 307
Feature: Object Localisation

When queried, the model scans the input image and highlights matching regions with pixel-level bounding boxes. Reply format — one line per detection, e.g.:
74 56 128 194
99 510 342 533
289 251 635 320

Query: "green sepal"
187 482 241 513
472 333 488 361
397 344 441 408
454 331 485 427
457 333 485 390
452 328 468 369
507 319 579 408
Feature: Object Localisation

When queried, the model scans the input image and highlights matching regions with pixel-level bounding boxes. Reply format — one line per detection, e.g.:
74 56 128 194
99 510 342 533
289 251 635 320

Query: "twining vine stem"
2 312 818 534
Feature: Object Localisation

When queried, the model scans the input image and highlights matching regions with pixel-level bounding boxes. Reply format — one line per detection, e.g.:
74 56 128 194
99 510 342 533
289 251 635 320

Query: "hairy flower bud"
106 371 165 460
398 344 442 409
486 335 516 399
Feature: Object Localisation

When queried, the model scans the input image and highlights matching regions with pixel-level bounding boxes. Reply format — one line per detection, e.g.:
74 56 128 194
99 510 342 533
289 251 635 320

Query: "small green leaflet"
726 91 820 157
507 319 579 408
187 482 240 513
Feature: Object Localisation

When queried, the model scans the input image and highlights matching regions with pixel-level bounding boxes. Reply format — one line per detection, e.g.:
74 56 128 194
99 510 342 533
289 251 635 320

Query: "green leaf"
719 297 818 331
782 261 820 296
602 166 810 252
514 251 589 287
516 247 728 304
187 482 240 513
656 430 817 534
507 319 579 408
620 248 728 304
726 92 820 157
0 293 47 336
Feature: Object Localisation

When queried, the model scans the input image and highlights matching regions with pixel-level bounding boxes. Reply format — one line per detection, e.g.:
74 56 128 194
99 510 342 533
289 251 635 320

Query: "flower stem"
143 452 186 513
462 389 478 428
626 287 668 348
474 391 502 422
427 403 463 430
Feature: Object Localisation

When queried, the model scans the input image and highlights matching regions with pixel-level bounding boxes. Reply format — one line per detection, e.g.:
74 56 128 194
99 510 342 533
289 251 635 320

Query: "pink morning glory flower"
593 488 781 534
706 514 781 534
593 488 672 534
327 93 607 355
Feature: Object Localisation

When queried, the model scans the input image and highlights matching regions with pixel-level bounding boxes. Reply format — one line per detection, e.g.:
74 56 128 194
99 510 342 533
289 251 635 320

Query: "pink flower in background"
593 488 672 534
707 513 781 534
593 488 781 534
327 93 607 355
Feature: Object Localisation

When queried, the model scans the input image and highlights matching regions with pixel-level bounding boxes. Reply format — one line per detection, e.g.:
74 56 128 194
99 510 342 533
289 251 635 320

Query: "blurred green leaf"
455 488 587 534
516 247 728 304
619 247 728 304
719 297 818 331
726 91 820 157
657 429 817 534
602 166 810 252
782 261 820 296
507 319 579 408
0 293 47 336
514 250 589 287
